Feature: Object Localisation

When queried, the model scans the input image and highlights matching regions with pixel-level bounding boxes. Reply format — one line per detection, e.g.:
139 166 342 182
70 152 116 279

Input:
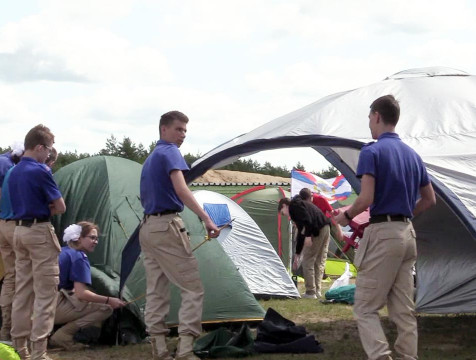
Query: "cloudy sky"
1 0 476 173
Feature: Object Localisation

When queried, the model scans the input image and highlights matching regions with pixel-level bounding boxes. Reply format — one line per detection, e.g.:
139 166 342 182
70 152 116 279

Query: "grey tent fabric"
186 67 476 314
193 190 299 298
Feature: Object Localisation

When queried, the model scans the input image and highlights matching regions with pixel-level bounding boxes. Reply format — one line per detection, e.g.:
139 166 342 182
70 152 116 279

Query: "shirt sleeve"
418 155 430 187
295 231 305 255
70 256 92 285
39 167 62 202
290 200 314 254
356 146 376 178
313 195 333 214
165 147 189 174
0 162 11 188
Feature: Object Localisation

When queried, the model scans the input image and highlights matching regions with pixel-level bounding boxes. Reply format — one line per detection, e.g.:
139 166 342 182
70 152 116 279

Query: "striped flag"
291 169 351 204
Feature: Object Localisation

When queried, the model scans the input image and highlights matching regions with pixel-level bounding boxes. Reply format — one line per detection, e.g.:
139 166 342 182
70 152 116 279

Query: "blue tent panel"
203 203 232 227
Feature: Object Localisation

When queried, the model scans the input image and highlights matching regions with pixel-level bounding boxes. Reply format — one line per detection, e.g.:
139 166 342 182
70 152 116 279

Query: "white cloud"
39 0 134 24
1 0 476 173
0 3 172 85
0 84 40 125
0 47 88 83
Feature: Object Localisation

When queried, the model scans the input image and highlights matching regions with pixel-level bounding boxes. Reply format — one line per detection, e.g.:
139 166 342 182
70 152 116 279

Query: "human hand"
204 219 220 238
333 209 350 227
304 237 312 248
108 297 126 309
292 255 301 272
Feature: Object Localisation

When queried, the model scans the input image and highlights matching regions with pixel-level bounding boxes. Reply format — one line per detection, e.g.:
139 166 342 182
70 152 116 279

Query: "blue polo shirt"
8 157 62 219
140 140 189 214
0 167 15 220
356 132 430 218
0 152 14 187
58 246 92 290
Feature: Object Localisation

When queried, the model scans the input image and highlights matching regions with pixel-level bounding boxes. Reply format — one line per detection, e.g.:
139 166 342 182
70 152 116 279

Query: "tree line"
0 135 339 178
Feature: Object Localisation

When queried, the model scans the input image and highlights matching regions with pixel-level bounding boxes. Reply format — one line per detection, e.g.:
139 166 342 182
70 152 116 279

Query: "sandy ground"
192 169 290 184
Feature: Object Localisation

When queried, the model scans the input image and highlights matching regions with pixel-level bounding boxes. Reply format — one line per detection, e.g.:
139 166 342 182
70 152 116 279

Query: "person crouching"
49 222 125 350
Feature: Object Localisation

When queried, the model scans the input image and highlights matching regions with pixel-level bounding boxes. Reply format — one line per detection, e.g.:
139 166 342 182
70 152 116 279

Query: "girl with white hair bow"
49 222 126 350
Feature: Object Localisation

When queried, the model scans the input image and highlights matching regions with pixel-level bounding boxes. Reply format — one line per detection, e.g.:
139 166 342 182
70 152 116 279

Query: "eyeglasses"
42 144 53 153
86 235 99 242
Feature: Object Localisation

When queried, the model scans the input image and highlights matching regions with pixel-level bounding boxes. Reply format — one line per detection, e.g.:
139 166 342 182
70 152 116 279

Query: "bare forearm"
347 195 371 219
50 198 66 215
171 170 219 236
176 187 211 222
413 183 436 216
76 289 109 304
413 183 436 217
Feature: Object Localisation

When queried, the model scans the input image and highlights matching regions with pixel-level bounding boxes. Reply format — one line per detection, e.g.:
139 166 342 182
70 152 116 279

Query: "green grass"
50 283 476 360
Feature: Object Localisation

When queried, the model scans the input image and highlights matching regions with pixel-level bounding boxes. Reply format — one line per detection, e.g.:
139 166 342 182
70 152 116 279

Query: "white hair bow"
63 224 82 243
11 141 24 157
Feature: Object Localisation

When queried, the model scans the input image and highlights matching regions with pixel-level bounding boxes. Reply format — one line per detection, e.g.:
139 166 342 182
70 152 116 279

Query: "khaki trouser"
0 220 16 307
55 289 113 328
302 224 330 297
11 222 61 342
139 214 204 337
353 221 417 360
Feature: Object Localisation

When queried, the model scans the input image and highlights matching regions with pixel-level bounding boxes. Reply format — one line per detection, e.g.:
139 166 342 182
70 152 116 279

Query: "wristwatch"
344 210 353 221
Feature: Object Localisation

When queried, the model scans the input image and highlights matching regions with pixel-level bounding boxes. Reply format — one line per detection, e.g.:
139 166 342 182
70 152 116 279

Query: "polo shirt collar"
378 132 400 140
157 139 177 146
21 156 38 163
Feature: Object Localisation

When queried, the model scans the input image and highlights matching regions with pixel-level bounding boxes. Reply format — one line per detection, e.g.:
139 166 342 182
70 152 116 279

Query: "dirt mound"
192 169 290 184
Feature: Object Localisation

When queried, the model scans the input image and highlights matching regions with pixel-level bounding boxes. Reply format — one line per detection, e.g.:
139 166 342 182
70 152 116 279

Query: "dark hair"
159 111 189 128
299 188 312 200
11 153 22 164
24 124 54 151
370 95 400 126
45 147 58 167
278 198 291 212
68 221 100 249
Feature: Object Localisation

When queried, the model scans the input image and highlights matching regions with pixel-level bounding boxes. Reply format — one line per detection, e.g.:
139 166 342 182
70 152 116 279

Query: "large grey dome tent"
185 67 476 314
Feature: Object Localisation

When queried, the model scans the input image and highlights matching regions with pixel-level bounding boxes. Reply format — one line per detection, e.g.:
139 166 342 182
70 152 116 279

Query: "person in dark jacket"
278 196 330 298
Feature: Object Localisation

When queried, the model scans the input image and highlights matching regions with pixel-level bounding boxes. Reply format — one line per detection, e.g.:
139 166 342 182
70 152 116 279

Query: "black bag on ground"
253 307 323 354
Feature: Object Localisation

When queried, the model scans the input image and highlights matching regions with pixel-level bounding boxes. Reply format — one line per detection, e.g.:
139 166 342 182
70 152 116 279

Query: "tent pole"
288 220 293 272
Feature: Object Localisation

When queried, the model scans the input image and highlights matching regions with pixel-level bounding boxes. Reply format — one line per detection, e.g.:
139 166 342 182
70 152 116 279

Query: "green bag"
324 284 356 304
194 324 254 358
0 342 21 360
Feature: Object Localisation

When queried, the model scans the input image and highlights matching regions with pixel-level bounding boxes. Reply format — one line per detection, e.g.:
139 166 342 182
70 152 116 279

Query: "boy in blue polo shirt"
140 111 220 360
0 141 24 341
335 95 436 360
8 125 66 360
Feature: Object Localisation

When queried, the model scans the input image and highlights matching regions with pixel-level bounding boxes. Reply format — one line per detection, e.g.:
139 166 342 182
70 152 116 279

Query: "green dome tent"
231 185 355 276
52 156 264 339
